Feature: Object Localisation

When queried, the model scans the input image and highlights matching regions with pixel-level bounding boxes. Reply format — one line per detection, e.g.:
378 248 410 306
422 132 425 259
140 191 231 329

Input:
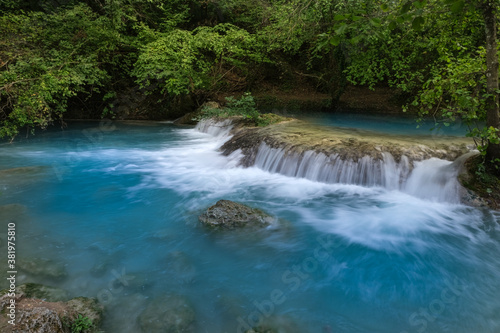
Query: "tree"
328 0 500 173
481 0 500 171
0 4 121 140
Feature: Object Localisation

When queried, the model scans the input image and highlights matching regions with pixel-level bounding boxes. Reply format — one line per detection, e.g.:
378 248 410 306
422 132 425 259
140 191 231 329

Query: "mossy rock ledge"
219 119 474 166
0 283 103 333
199 200 275 230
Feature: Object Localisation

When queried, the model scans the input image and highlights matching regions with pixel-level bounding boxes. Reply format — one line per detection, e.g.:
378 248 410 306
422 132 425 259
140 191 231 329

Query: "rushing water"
1 120 500 333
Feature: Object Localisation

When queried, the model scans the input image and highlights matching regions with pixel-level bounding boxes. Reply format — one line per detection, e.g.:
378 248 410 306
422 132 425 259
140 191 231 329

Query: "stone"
66 297 103 329
138 294 195 333
174 101 221 125
16 283 69 302
199 200 275 230
17 258 68 281
0 166 49 189
0 284 103 333
219 118 473 167
245 315 302 333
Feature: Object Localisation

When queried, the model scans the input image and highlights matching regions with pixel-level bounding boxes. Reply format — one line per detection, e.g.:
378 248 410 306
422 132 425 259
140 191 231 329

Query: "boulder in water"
138 294 195 333
199 200 275 230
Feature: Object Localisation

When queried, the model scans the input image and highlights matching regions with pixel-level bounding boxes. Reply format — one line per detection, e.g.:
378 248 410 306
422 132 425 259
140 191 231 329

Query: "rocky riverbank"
0 284 103 333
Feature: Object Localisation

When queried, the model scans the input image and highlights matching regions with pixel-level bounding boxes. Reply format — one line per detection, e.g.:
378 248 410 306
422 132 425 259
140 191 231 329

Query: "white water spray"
196 119 475 203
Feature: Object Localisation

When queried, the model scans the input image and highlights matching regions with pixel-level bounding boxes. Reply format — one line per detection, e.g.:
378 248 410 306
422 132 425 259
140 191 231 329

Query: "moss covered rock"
138 294 195 333
17 258 68 281
0 284 103 333
199 200 275 230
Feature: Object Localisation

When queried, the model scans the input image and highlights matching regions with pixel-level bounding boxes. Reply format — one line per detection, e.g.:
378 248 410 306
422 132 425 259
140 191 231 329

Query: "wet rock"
458 153 499 209
120 271 154 294
16 283 69 302
174 101 221 125
199 200 275 230
0 284 103 333
244 315 303 333
17 258 68 281
138 294 195 333
104 293 148 333
219 118 473 166
173 111 201 126
0 203 27 219
0 166 49 189
0 166 47 178
66 297 104 329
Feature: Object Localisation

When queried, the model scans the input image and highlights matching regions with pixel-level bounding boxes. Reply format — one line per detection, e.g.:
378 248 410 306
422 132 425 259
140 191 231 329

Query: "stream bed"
1 120 499 333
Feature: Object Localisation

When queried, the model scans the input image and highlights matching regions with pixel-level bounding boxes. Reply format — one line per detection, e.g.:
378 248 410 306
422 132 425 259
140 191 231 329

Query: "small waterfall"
253 142 411 189
195 119 476 203
195 118 234 139
404 151 478 203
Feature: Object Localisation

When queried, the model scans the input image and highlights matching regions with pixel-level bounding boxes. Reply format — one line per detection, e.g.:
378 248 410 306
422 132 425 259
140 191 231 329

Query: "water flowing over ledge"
195 118 477 203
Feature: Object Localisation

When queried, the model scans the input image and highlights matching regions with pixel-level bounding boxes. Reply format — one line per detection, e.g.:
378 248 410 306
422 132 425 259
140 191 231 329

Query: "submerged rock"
138 294 195 333
17 258 68 281
0 284 103 333
0 166 49 189
244 315 303 333
199 200 275 230
16 283 69 302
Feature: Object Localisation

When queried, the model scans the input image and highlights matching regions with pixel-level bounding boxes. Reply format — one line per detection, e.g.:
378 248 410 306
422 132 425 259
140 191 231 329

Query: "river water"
1 120 499 333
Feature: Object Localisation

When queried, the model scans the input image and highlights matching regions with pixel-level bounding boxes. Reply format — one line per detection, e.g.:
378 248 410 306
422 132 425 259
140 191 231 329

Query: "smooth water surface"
298 112 470 137
1 120 499 333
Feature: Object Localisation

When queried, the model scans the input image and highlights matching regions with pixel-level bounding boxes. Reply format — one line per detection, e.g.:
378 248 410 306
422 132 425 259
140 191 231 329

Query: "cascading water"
197 119 474 203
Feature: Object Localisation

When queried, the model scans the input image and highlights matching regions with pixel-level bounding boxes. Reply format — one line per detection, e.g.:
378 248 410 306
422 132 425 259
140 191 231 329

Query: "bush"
71 314 93 333
198 92 289 127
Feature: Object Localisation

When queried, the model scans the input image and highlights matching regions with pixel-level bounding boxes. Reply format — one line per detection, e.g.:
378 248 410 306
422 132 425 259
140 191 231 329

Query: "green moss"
256 113 290 127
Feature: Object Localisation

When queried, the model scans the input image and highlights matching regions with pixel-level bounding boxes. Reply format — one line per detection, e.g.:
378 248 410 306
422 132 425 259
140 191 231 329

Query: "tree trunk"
483 2 500 170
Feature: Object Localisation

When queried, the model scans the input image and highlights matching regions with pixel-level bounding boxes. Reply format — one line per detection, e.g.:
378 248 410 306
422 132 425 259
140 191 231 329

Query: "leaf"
370 18 382 27
450 0 465 13
334 14 346 21
412 16 425 31
335 23 348 35
330 35 341 46
400 3 412 14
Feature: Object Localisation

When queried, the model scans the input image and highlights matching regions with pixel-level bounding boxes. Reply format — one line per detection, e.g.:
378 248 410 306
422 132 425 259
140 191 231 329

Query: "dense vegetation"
1 0 500 172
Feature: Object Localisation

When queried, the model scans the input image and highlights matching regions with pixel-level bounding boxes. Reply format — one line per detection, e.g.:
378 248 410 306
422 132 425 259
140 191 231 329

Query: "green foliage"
199 92 287 127
0 5 121 140
71 314 93 333
224 92 260 120
199 92 259 120
132 24 265 96
413 47 487 122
